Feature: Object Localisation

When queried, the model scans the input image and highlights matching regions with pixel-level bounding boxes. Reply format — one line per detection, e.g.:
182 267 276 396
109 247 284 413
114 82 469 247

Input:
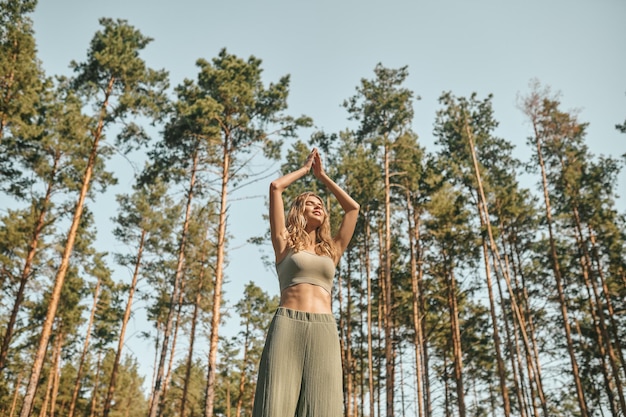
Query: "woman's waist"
279 283 332 314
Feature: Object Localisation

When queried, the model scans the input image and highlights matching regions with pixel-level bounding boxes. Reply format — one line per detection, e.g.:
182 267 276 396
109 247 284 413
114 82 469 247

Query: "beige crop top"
276 249 336 294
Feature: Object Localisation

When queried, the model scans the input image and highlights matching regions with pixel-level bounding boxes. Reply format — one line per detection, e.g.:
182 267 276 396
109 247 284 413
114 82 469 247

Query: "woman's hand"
303 148 317 172
312 149 325 179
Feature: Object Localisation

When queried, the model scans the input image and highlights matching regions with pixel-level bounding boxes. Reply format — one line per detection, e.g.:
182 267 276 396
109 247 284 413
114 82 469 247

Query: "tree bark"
0 153 58 373
103 229 147 417
148 150 199 417
531 118 589 417
19 76 115 417
204 138 230 417
68 278 101 417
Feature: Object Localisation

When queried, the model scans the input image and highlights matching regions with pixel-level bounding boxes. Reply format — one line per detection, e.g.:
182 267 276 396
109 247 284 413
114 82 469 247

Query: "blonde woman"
252 148 360 417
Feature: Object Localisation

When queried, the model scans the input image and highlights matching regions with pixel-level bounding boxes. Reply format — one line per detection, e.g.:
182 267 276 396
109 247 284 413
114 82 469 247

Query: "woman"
252 148 360 417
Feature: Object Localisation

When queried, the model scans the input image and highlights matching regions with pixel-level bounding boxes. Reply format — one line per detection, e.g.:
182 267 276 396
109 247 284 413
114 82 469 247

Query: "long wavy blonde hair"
286 192 337 260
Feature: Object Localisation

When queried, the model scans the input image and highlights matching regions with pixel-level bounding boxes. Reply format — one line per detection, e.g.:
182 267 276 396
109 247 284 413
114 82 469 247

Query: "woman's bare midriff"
279 283 332 314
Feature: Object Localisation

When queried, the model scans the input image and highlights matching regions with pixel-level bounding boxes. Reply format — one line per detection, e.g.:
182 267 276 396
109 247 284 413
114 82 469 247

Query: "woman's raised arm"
311 151 360 262
269 149 316 261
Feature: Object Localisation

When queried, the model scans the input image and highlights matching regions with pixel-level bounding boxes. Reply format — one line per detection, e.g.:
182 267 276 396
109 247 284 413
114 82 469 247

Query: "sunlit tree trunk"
0 155 57 373
405 192 426 417
49 332 63 417
204 142 230 417
68 277 101 417
531 116 589 417
19 77 110 415
180 236 209 417
89 350 102 417
571 206 625 414
465 121 548 415
160 277 187 411
103 229 146 417
445 257 466 417
382 138 396 417
588 226 626 374
363 214 376 417
149 150 199 417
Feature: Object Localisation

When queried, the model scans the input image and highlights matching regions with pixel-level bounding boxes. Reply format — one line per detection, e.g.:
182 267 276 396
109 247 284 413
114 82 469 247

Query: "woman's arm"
269 149 316 261
312 151 360 261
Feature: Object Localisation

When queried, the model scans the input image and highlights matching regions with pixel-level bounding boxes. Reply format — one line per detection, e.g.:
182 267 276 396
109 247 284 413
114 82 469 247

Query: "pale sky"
30 0 626 385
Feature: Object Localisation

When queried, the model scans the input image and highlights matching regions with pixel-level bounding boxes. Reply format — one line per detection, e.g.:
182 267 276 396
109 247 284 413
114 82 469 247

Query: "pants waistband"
275 307 336 323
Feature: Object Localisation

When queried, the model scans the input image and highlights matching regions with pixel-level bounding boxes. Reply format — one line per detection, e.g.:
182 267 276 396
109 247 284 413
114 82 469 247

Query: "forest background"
1 0 625 417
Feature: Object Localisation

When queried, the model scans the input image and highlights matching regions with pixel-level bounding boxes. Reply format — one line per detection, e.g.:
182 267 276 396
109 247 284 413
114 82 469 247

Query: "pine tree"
18 18 168 417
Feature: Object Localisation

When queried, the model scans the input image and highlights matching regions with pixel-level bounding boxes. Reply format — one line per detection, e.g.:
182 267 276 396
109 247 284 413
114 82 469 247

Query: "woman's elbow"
269 181 281 193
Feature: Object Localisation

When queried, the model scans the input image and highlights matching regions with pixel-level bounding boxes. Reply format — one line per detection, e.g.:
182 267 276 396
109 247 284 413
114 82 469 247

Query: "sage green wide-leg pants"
252 307 343 417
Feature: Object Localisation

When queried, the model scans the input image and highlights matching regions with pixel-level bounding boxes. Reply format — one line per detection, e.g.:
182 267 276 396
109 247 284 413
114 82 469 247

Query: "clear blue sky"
30 0 626 386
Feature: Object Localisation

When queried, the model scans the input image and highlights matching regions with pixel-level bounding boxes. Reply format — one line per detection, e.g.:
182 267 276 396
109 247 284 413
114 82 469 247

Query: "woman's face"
303 195 325 228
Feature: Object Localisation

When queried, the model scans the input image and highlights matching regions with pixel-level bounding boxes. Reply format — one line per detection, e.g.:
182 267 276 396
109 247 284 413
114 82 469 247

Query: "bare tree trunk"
464 121 551 415
445 259 466 417
204 140 230 417
588 226 626 377
9 370 24 417
382 141 395 417
345 254 355 417
49 332 64 417
180 235 209 417
235 325 250 417
531 120 589 417
19 76 114 417
160 277 187 411
406 194 426 417
494 226 529 417
149 150 199 417
0 155 58 373
363 214 376 417
68 278 101 417
571 206 625 414
39 331 63 417
89 350 102 417
337 266 348 416
103 229 147 417
480 232 511 416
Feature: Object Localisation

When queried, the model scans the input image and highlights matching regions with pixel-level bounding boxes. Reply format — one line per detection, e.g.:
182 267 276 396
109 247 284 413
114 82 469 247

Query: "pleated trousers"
252 307 343 417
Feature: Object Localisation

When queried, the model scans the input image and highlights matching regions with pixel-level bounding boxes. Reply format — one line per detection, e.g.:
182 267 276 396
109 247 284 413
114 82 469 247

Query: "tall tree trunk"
445 257 466 417
382 140 395 417
204 139 230 417
494 224 529 417
49 332 64 417
461 120 512 415
480 233 511 416
571 206 626 414
160 278 187 411
588 226 626 376
9 369 24 417
337 265 347 415
345 253 355 417
19 76 114 417
89 350 102 417
68 278 102 417
531 122 589 417
180 236 209 417
0 153 58 373
406 194 426 417
39 331 63 417
464 121 551 415
149 150 199 417
363 214 376 417
235 325 250 417
103 229 147 417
